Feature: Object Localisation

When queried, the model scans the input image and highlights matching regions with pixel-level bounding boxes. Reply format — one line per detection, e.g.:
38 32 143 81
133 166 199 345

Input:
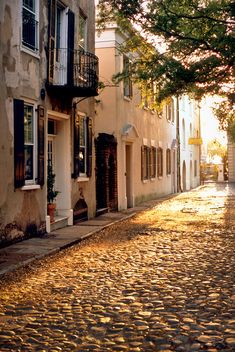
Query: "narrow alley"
0 183 235 351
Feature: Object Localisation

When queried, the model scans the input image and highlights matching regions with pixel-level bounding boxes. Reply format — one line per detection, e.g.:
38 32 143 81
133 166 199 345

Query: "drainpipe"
198 100 202 185
176 96 182 192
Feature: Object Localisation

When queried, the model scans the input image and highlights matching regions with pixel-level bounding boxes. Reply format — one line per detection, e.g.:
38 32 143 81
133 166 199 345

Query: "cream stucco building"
95 24 178 212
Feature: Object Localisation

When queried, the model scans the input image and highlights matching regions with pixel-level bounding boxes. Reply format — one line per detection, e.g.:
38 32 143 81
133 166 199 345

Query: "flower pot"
47 203 56 223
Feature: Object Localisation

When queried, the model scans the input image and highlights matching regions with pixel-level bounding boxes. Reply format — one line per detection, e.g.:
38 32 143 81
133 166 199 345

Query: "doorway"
47 111 71 218
95 133 118 213
125 144 132 208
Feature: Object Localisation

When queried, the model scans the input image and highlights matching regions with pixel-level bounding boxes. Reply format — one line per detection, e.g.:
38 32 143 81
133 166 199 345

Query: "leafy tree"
97 0 235 106
207 139 227 161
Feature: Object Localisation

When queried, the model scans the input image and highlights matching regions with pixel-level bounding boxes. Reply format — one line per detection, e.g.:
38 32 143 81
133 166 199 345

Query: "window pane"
24 105 34 143
79 118 85 146
79 117 87 174
78 14 86 49
22 8 36 49
24 145 34 180
79 147 85 173
23 0 35 12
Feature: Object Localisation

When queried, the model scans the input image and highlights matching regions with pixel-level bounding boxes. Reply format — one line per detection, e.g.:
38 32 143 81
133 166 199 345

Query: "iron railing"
48 48 99 93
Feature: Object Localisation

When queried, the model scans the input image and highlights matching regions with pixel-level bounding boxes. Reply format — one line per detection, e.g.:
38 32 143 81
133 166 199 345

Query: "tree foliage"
207 139 227 160
97 0 235 106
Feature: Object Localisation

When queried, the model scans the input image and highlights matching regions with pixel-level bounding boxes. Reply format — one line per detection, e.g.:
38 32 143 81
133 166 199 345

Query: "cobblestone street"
0 183 235 351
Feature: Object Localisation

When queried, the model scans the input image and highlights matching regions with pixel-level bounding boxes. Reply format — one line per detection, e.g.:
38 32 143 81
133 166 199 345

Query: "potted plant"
47 163 60 223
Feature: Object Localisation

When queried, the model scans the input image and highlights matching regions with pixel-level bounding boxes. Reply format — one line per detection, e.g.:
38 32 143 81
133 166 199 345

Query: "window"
166 148 171 175
150 147 156 178
14 99 44 188
166 98 174 123
141 146 149 181
194 160 197 177
48 2 74 85
123 56 133 98
24 104 35 182
79 116 87 175
157 147 163 177
22 0 39 51
78 11 87 50
73 113 92 178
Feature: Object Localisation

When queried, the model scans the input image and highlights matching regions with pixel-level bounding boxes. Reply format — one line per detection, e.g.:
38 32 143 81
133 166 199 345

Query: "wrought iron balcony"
46 48 99 97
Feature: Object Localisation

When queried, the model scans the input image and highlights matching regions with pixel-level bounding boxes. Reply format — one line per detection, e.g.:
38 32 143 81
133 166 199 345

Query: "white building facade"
178 96 201 191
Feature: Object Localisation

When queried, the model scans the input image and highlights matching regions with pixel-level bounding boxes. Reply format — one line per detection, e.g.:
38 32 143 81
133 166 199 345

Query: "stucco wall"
95 26 177 210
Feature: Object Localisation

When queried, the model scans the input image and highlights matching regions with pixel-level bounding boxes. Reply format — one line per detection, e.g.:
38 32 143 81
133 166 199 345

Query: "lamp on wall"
40 88 46 100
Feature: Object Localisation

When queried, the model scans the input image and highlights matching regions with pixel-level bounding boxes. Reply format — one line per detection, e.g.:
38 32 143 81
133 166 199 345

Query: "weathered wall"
0 2 47 245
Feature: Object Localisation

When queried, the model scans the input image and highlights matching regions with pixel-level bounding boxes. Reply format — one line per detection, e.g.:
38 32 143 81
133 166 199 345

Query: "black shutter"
141 145 144 181
147 147 150 179
48 0 56 83
38 106 45 186
73 113 80 178
67 10 75 86
14 99 25 188
87 117 93 177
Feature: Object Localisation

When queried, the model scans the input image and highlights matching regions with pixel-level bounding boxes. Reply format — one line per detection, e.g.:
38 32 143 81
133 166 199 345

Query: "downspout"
198 101 202 185
176 96 182 192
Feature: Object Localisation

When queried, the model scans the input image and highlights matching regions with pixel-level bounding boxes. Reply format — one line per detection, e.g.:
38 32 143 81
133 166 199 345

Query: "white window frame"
78 114 88 177
24 101 37 185
21 0 39 54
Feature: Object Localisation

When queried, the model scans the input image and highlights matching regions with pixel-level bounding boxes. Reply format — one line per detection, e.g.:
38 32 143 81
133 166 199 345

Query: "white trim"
76 110 86 117
21 185 40 191
143 138 148 146
151 139 155 147
23 101 38 185
158 141 163 148
76 177 89 182
123 96 131 102
21 46 40 59
47 110 70 120
21 0 39 53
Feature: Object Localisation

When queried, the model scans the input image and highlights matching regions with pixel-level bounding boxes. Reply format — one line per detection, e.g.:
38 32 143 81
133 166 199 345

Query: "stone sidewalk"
0 195 174 277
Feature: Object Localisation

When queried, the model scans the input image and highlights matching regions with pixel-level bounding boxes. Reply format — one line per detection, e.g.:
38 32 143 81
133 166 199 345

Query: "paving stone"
0 183 235 351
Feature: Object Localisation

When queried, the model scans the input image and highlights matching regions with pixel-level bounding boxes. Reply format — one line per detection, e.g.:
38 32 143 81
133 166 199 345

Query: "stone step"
50 216 68 232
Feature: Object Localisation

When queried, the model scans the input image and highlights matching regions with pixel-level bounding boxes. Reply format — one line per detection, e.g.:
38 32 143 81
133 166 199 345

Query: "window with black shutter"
38 106 45 186
14 99 25 188
87 117 92 177
13 99 43 188
141 145 150 181
157 147 163 177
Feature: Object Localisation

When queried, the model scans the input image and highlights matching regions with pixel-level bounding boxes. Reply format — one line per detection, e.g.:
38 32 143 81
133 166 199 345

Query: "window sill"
158 176 163 180
21 46 40 59
123 96 131 102
21 184 41 191
142 179 149 184
76 176 89 182
150 177 156 181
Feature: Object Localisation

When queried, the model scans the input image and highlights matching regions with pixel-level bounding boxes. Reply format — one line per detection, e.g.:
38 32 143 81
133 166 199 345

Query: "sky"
200 96 227 147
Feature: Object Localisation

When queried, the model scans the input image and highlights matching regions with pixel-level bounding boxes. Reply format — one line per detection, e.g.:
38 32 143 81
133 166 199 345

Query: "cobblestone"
0 183 235 351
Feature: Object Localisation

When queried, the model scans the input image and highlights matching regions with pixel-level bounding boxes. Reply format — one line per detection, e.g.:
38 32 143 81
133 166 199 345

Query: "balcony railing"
47 48 99 97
